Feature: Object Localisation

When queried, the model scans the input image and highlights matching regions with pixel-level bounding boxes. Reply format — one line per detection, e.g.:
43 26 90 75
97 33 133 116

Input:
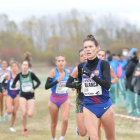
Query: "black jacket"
126 57 138 92
131 64 140 94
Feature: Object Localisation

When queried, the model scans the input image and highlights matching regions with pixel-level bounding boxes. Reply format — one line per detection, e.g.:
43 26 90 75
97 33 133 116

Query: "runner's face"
79 50 87 63
1 61 8 70
11 63 18 72
22 61 29 71
97 51 106 60
84 41 99 60
56 56 66 69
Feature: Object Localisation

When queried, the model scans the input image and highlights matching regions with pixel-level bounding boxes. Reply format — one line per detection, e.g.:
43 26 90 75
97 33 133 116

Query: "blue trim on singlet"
51 68 69 95
7 73 19 99
82 59 110 104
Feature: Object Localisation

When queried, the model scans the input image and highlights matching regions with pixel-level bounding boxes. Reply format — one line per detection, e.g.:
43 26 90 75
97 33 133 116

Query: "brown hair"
24 52 32 68
1 59 9 66
78 49 84 56
133 51 139 58
98 49 106 56
123 47 130 51
10 61 18 66
55 54 66 61
83 34 99 47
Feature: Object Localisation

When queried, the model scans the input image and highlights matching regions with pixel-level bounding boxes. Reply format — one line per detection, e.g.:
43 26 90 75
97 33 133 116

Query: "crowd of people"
0 34 140 140
104 47 140 117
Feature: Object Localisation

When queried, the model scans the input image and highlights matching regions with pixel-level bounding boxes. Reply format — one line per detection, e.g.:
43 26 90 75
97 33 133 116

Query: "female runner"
3 62 20 131
0 60 9 122
97 49 118 84
67 35 116 140
67 49 87 137
45 55 71 140
11 60 41 134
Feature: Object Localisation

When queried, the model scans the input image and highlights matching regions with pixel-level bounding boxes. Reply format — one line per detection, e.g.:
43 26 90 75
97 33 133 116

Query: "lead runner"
66 34 116 140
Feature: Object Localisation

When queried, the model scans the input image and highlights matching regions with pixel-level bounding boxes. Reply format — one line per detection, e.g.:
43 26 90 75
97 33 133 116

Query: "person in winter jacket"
125 51 139 114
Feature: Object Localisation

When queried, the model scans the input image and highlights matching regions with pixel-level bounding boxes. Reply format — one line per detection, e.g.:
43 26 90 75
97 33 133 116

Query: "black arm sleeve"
92 61 111 90
31 73 41 89
11 74 20 88
45 77 58 90
66 76 75 88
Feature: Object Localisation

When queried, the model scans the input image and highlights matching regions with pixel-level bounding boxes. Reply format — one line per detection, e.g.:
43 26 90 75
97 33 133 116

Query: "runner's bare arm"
66 67 80 88
110 67 118 84
71 67 78 78
67 69 71 76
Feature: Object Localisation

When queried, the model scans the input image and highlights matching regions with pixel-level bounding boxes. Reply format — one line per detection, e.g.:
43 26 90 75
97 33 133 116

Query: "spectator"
126 51 139 114
131 51 140 116
122 47 130 58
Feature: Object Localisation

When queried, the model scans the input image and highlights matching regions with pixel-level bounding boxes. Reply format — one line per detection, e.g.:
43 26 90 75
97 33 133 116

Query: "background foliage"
0 10 140 65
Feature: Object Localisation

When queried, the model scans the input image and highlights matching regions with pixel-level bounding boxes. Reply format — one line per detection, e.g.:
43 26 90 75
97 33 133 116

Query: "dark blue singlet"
82 60 112 118
7 73 19 99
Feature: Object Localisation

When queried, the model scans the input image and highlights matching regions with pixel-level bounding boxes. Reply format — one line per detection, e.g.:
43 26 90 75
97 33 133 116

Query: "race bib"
82 78 102 96
56 81 68 94
10 80 20 90
22 82 33 92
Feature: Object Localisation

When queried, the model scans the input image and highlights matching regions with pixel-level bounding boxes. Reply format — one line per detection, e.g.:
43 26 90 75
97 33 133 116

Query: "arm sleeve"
66 76 76 88
92 61 111 90
45 77 58 90
31 73 41 89
11 74 20 88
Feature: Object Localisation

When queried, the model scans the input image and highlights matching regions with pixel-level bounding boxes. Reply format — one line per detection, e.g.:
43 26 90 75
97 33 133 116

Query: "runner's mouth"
87 53 91 55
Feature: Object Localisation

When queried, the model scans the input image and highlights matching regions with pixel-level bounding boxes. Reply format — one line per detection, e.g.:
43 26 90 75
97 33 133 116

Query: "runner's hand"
16 82 20 88
74 80 81 89
82 67 91 77
30 89 34 93
57 75 64 83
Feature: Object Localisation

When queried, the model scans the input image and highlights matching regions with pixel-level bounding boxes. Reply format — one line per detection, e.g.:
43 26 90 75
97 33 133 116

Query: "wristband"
90 73 95 79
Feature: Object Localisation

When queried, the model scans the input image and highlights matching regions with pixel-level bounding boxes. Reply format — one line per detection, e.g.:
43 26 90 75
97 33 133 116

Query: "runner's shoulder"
67 69 71 76
78 62 85 70
100 60 110 71
17 73 21 76
100 60 110 67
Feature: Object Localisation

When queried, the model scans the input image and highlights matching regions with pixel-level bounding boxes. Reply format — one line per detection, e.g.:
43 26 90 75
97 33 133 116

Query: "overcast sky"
0 0 140 25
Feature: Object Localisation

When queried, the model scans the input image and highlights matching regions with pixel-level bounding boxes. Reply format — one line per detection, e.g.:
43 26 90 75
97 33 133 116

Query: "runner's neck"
22 70 29 75
12 71 17 76
57 68 64 74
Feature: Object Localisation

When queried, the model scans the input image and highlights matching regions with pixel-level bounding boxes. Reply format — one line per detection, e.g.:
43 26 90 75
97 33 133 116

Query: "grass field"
0 67 140 140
